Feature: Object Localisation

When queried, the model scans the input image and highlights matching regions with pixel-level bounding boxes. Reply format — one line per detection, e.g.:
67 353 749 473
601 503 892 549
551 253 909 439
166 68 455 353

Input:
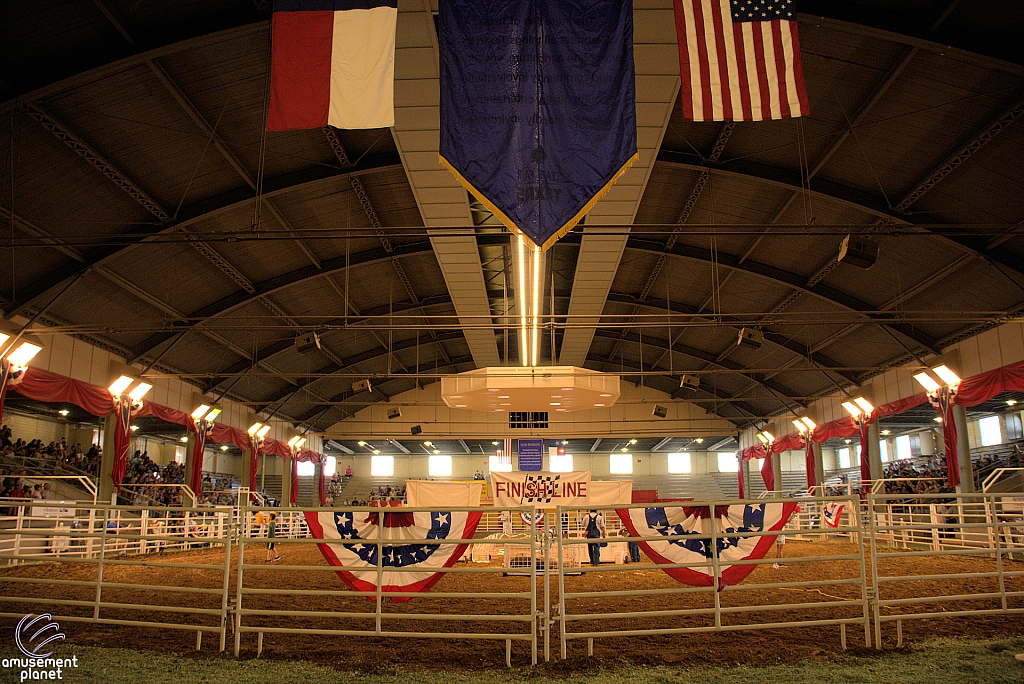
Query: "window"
1007 412 1023 441
980 415 1002 447
609 453 633 474
549 453 573 472
509 412 548 429
838 448 850 469
324 456 337 477
879 440 889 463
174 447 185 465
717 452 738 472
488 454 513 472
371 455 394 477
667 452 691 474
429 454 452 477
297 460 316 476
896 435 912 461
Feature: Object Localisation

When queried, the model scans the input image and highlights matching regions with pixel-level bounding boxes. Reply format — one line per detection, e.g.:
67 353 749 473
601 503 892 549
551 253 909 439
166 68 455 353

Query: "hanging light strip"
531 245 540 367
517 234 528 367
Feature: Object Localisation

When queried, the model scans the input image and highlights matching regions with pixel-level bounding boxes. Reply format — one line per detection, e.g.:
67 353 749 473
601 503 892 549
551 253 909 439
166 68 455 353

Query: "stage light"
191 404 211 420
793 419 807 433
288 435 306 449
913 372 940 392
756 432 769 445
128 382 152 402
932 365 961 385
248 422 263 436
109 375 133 396
204 408 221 422
5 341 41 367
853 397 874 414
842 401 861 417
256 424 271 439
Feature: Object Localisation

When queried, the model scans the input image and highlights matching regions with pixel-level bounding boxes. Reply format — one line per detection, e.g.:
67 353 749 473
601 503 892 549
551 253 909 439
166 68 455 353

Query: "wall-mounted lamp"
287 435 307 450
0 327 43 369
247 422 271 440
755 430 775 445
792 417 816 434
191 404 221 423
914 364 962 392
842 396 874 419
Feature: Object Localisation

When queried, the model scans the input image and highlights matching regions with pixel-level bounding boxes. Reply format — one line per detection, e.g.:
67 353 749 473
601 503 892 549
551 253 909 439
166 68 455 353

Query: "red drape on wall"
805 439 816 489
258 438 291 458
111 395 133 492
12 367 115 416
189 420 206 498
935 386 961 488
135 401 192 428
875 392 929 418
953 360 1024 407
760 454 775 492
290 455 299 505
208 424 251 452
769 432 805 455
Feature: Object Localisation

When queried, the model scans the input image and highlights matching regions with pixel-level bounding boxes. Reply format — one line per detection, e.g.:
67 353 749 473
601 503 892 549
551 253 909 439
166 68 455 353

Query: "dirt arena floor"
2 538 1023 669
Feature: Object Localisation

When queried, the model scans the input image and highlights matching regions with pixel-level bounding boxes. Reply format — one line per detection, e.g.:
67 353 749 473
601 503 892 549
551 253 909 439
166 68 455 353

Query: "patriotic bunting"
305 508 482 601
617 502 797 588
822 501 845 528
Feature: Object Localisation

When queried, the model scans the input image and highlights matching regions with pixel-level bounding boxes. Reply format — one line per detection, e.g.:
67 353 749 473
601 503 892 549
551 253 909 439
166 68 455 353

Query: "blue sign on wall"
517 439 544 472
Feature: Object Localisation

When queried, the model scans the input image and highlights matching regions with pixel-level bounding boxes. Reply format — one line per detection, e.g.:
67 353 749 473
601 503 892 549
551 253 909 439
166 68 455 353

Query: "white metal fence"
1 490 1024 665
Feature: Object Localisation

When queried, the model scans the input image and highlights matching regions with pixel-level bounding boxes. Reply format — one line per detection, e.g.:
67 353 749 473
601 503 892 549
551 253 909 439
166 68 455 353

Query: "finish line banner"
491 471 591 509
438 0 638 250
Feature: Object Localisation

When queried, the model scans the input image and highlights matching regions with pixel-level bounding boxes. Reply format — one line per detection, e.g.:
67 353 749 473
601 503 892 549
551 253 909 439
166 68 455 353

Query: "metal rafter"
894 94 1024 212
6 158 400 319
626 237 942 355
654 154 1024 280
124 241 435 363
0 205 85 263
145 59 322 270
24 103 171 222
591 329 807 411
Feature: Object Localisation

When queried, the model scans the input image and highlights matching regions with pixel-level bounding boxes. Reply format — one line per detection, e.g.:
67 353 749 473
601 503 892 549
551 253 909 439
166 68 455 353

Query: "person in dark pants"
584 510 606 567
619 526 642 563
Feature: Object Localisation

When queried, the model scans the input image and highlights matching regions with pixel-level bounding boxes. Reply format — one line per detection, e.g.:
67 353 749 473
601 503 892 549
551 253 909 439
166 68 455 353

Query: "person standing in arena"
265 512 281 562
584 509 606 567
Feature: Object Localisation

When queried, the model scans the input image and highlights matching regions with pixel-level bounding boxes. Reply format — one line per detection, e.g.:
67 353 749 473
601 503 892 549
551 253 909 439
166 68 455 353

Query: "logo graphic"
15 614 65 657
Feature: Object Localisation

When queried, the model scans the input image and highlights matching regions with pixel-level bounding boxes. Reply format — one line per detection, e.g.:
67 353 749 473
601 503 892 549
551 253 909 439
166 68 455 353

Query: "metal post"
543 506 549 663
991 493 1007 611
952 405 974 493
855 493 871 648
709 497 721 628
94 506 110 620
529 506 537 666
556 505 567 660
220 508 233 652
867 489 882 649
375 531 383 634
234 497 247 657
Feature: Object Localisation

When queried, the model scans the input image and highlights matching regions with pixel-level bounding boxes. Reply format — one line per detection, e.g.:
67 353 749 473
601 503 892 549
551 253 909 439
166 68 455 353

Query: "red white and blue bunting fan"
616 502 798 588
822 501 846 528
305 508 482 602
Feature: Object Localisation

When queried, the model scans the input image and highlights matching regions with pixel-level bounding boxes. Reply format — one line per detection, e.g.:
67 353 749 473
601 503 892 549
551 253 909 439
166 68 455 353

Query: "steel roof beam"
591 328 808 411
626 236 942 355
4 154 400 320
654 153 1024 280
125 240 435 364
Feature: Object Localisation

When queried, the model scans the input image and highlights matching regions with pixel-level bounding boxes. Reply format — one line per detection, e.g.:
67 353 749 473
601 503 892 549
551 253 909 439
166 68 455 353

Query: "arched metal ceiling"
1 0 1023 433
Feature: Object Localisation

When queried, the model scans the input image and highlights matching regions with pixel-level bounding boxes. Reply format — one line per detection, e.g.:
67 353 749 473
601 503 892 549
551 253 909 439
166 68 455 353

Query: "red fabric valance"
259 438 291 458
770 432 805 455
740 444 767 461
136 401 195 430
953 360 1024 407
810 416 858 443
12 367 115 417
208 424 251 452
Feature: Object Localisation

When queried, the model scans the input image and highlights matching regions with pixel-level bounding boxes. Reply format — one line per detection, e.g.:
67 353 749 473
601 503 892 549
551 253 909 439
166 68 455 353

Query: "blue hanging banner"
516 438 544 472
438 0 638 251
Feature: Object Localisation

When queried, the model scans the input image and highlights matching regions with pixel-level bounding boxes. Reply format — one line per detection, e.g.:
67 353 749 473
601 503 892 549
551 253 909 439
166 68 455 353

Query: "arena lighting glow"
694 438 703 443
247 422 263 436
934 416 943 423
127 382 152 402
357 440 366 446
756 432 769 444
841 401 861 417
180 436 188 443
256 424 272 439
629 438 638 445
517 234 528 367
932 364 961 385
881 429 892 436
531 244 540 367
220 445 229 451
191 404 211 420
108 375 133 396
1008 399 1019 407
913 372 941 392
756 431 775 445
58 409 69 416
5 341 41 367
130 425 139 432
793 419 807 433
204 408 222 422
801 417 816 430
287 435 306 449
853 397 874 414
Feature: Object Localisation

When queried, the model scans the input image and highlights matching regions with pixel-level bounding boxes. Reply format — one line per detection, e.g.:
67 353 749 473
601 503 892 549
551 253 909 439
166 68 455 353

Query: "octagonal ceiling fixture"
440 366 620 412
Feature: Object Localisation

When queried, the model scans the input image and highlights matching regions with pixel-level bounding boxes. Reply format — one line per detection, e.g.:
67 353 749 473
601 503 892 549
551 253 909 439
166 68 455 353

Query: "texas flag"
266 0 397 131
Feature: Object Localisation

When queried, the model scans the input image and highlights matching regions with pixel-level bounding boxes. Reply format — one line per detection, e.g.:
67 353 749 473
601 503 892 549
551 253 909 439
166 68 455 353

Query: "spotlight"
837 234 878 269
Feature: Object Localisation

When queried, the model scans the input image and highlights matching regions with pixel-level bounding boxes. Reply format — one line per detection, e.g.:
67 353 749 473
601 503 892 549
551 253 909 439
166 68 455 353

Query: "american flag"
495 438 514 470
674 0 809 121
